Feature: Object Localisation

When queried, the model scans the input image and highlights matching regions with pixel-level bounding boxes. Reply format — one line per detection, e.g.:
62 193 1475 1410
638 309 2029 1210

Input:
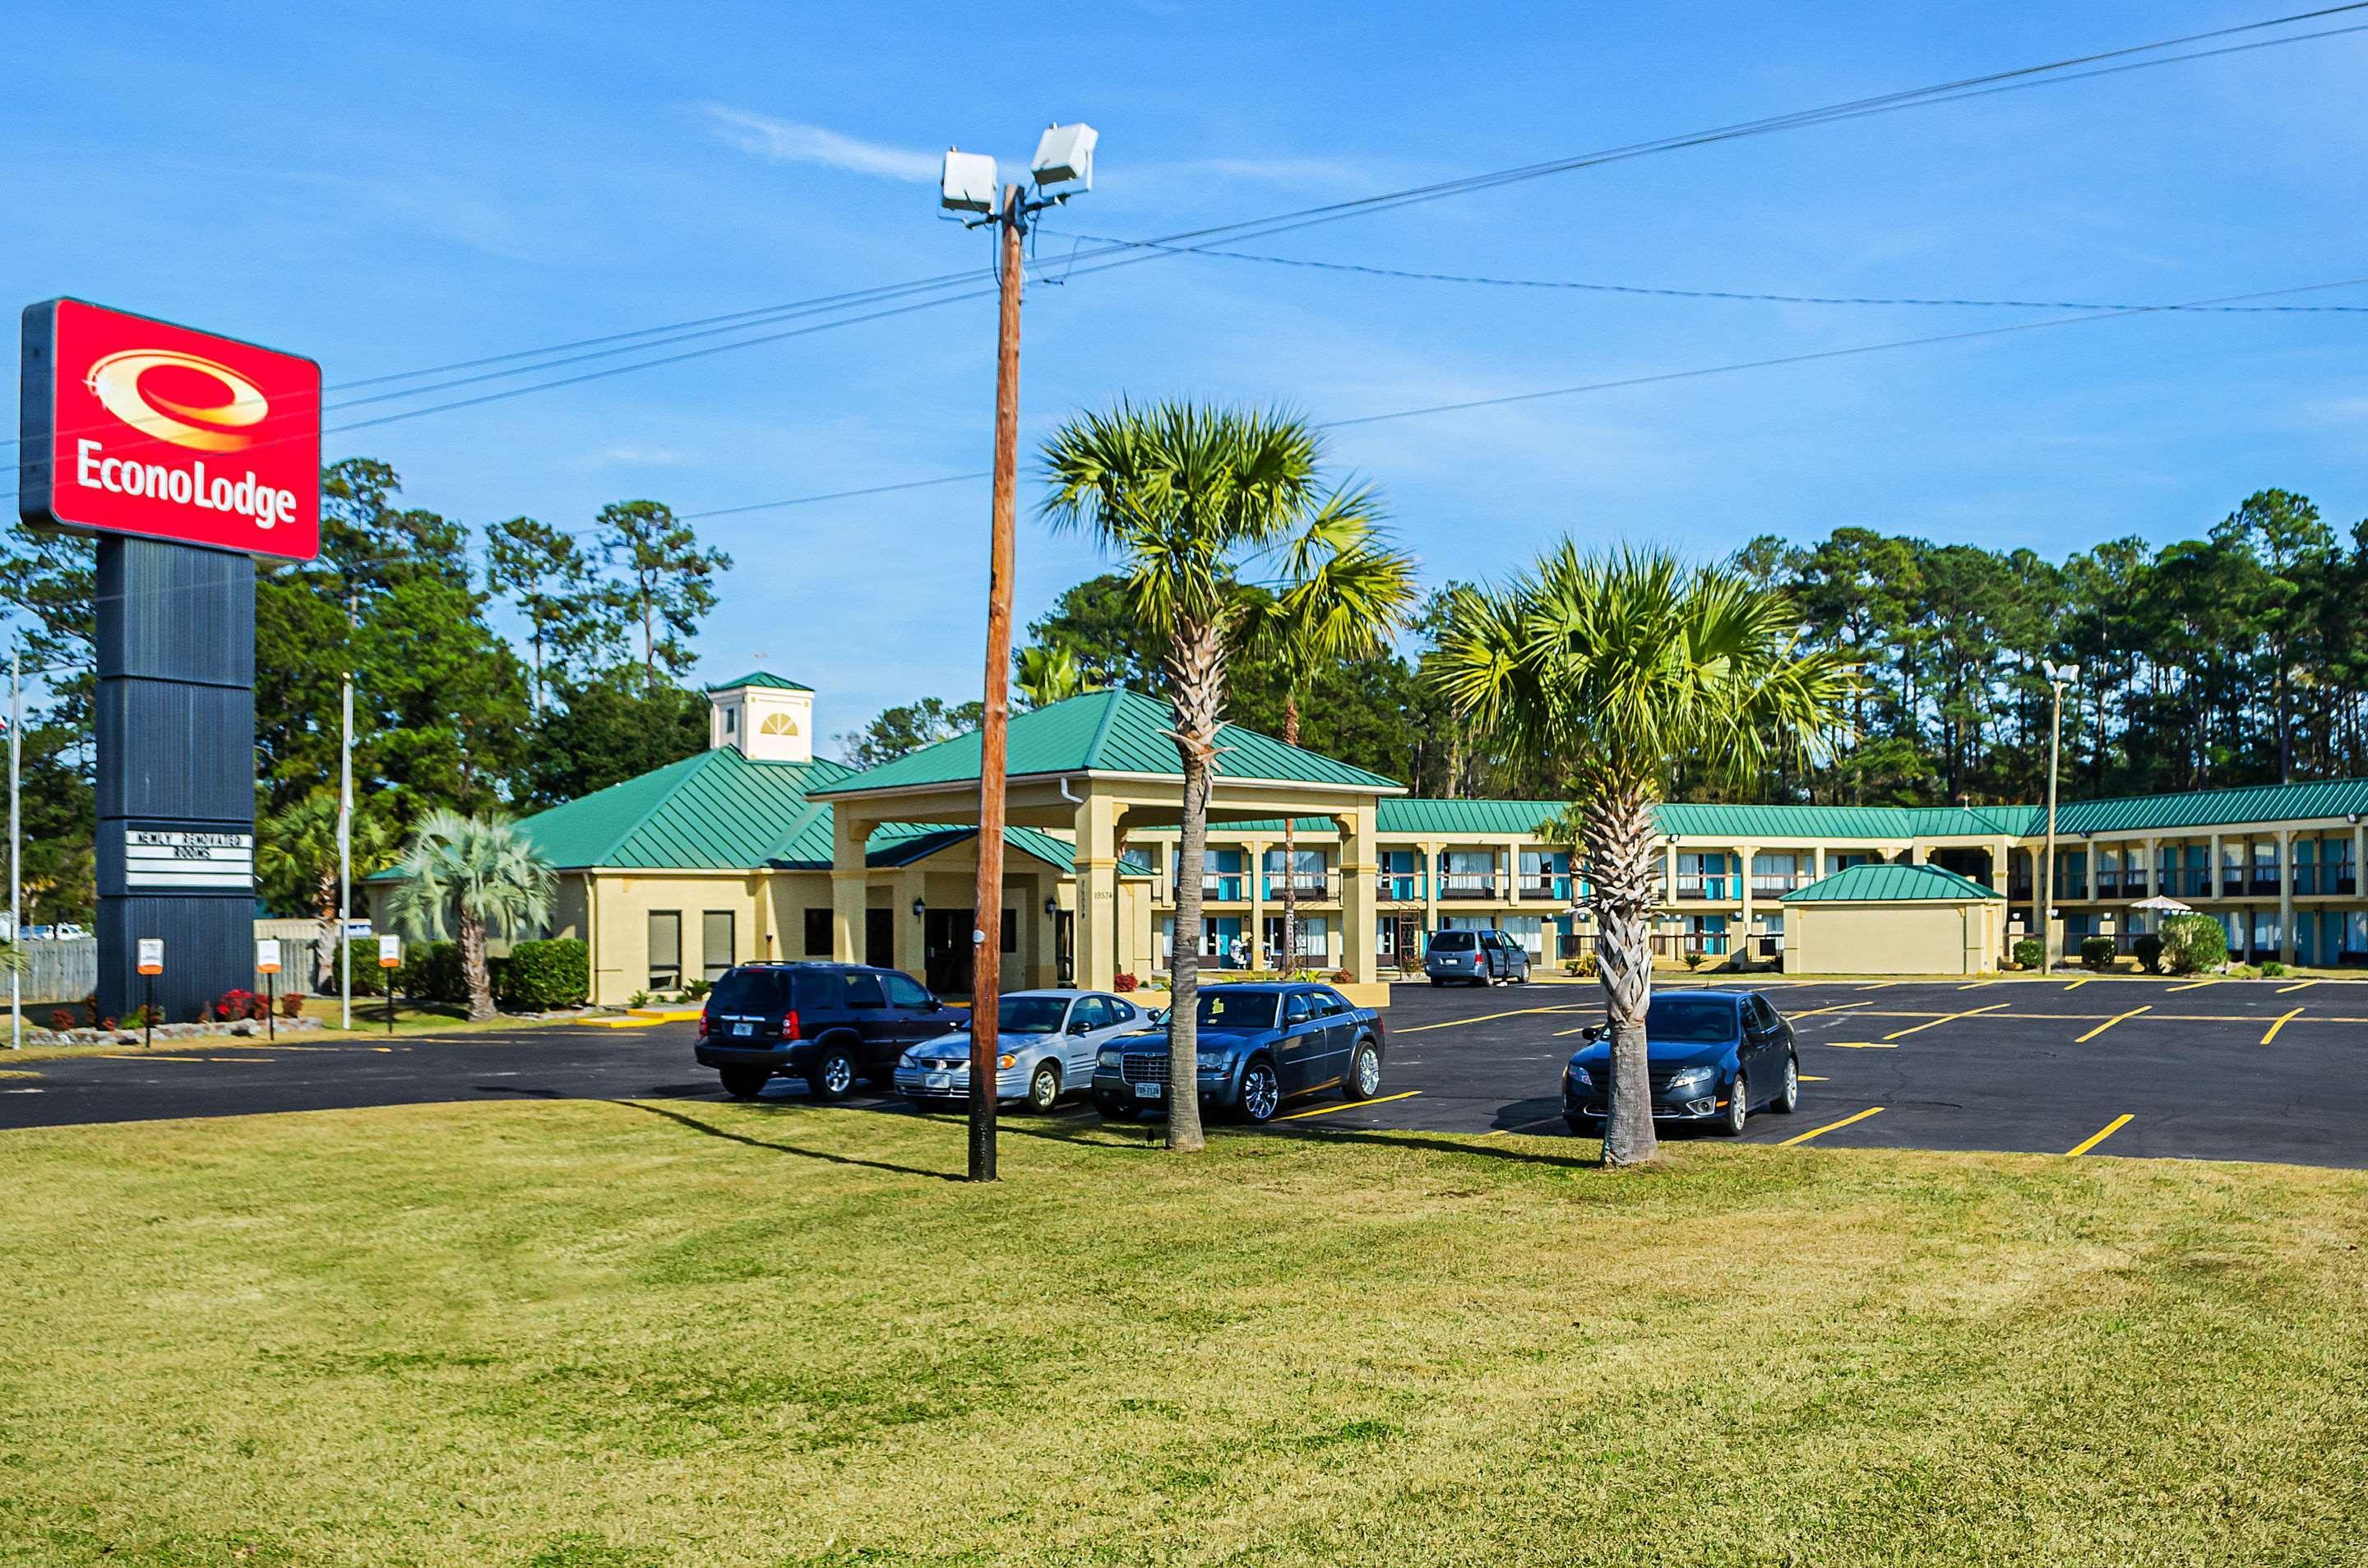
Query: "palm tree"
1247 496 1417 974
385 810 555 1021
1430 545 1856 1167
257 791 398 992
1043 400 1390 1151
1015 640 1101 710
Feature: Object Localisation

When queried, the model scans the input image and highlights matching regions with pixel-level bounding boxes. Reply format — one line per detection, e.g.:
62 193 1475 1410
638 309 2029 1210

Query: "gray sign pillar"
94 536 256 1022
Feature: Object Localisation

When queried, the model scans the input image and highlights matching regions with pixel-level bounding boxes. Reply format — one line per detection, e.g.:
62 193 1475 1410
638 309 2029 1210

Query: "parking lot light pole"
2042 661 2079 966
937 123 1097 1183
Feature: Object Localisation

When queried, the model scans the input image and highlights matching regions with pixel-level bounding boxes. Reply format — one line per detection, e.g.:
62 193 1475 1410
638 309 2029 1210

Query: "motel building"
474 675 2368 1006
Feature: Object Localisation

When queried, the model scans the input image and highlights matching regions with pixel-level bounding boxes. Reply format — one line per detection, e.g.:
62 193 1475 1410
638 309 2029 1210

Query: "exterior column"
2278 828 2297 964
1991 837 2010 895
1072 793 1122 992
1813 844 1828 881
830 812 870 961
1504 839 1524 905
1663 840 1679 902
1336 806 1379 987
1737 843 1760 944
2142 835 2158 900
1420 840 1442 938
892 865 927 978
2084 840 2097 902
1909 841 1929 866
1243 836 1270 970
2356 821 2366 903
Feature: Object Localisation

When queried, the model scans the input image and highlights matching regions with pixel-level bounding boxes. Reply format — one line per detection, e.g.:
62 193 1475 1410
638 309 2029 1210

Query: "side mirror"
1583 1025 1603 1043
1148 1008 1168 1025
951 1015 970 1029
1069 1019 1092 1035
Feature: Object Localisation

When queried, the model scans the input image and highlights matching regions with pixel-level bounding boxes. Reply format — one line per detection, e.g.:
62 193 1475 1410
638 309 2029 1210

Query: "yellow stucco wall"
1788 900 2001 976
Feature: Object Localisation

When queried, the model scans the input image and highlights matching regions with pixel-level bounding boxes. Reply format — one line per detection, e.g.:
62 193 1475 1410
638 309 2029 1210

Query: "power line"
1313 275 2368 430
1052 234 2368 314
12 2 2361 463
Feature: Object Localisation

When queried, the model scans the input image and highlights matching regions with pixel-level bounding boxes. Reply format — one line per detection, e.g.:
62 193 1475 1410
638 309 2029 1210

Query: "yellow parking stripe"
2074 1005 2151 1043
2164 979 2216 993
1552 1025 1593 1037
1788 1001 1872 1018
1854 981 1899 992
1277 1089 1422 1121
1798 1075 1829 1081
2063 977 2091 992
2065 1113 2133 1157
95 1053 206 1062
2275 979 2318 996
1778 1106 1884 1146
1824 1041 1898 1049
1880 1001 2010 1042
1392 1006 1582 1034
2259 1008 2304 1045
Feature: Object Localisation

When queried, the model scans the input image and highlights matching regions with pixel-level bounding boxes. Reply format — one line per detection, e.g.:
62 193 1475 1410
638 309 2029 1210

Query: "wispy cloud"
594 445 683 465
702 105 937 182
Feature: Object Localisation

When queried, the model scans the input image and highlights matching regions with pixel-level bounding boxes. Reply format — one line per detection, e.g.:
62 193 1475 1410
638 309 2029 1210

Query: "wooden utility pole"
968 183 1025 1183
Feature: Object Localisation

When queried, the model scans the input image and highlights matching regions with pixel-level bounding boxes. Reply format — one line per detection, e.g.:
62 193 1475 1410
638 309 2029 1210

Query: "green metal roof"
817 687 1404 796
704 670 812 692
2051 777 2368 835
460 747 1094 877
1367 799 2032 840
1779 863 2005 903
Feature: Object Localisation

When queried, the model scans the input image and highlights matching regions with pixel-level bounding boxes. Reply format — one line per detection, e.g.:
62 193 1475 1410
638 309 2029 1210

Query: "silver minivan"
1423 928 1530 986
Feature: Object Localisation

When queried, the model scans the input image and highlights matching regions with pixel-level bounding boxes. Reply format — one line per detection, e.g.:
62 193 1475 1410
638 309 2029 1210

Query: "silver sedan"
894 989 1151 1111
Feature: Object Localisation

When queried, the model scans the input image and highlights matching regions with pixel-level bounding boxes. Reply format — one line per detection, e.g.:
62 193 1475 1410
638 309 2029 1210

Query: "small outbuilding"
1778 863 2007 976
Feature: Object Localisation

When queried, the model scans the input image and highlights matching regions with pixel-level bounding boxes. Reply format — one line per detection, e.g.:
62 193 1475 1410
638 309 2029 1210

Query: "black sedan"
1092 983 1386 1124
1562 989 1800 1136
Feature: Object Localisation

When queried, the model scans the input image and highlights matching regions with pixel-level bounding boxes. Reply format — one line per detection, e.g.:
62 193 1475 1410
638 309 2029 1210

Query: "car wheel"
1770 1053 1800 1115
1718 1072 1749 1136
1237 1057 1282 1123
718 1067 770 1099
807 1044 856 1102
1427 977 1443 988
1026 1061 1061 1112
1343 1039 1382 1100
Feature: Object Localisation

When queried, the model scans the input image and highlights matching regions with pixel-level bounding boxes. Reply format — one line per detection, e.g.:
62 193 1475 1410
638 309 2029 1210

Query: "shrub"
1572 950 1598 978
130 1004 162 1029
83 993 101 1027
2011 937 2045 970
214 988 268 1022
1112 973 1139 992
2079 937 2115 972
343 939 386 997
500 939 590 1011
2133 933 2164 974
1682 951 1707 971
627 989 653 1009
683 977 712 1001
280 991 306 1018
2260 960 2288 978
48 1008 75 1032
1330 968 1353 983
2158 914 2227 975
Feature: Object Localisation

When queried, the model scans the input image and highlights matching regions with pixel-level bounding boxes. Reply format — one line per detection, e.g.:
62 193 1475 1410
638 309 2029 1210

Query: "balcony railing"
1751 873 1803 895
1375 872 1427 902
1198 876 1246 901
1438 872 1500 900
1260 872 1334 900
1673 876 1736 900
1518 872 1576 903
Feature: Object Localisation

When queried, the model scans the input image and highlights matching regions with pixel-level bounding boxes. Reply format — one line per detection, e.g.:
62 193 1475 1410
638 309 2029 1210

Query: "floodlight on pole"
932 120 1097 1184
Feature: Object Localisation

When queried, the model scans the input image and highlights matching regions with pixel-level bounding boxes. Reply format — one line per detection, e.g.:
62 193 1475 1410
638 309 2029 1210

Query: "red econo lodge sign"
17 298 321 561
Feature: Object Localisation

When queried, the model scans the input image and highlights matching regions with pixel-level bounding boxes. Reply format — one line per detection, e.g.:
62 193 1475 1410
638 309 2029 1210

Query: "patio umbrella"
2130 895 2194 914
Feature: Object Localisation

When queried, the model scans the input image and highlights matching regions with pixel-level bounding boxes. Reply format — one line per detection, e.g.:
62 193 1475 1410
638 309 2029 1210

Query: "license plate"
925 1071 952 1089
1136 1080 1162 1099
732 1022 753 1038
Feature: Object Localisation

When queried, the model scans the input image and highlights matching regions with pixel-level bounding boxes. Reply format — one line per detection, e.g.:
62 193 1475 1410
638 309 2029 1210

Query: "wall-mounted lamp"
910 897 926 918
1043 895 1059 917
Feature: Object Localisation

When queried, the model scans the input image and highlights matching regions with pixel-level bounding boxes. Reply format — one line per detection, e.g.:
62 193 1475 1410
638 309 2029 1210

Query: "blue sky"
7 2 2367 747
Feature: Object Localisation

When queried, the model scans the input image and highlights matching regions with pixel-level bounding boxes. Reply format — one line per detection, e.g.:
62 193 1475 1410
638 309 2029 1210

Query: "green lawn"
1 1103 2361 1566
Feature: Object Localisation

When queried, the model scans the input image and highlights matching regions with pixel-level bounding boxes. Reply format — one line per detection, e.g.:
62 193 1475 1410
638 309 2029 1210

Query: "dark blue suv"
1090 982 1387 1124
695 962 965 1101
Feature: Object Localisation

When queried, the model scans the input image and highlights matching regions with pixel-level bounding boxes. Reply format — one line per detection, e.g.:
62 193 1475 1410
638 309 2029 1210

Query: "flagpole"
8 641 20 1051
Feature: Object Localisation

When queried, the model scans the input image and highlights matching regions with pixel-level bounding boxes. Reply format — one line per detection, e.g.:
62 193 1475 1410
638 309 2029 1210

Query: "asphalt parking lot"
1 974 2362 1168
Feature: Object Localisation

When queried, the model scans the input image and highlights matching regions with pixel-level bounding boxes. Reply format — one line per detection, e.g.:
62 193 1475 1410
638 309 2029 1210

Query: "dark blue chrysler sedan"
1092 983 1386 1124
1563 989 1801 1137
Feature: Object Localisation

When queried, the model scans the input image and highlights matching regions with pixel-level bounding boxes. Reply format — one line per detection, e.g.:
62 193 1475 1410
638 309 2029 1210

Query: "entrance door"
924 909 972 997
863 908 894 969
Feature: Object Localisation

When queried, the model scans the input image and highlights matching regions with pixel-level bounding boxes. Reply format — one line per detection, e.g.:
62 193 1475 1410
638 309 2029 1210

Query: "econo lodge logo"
86 349 268 452
19 298 321 562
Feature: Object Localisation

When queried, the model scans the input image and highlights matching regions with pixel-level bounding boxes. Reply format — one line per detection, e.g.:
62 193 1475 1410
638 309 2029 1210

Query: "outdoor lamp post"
937 122 1097 1183
2041 660 2080 966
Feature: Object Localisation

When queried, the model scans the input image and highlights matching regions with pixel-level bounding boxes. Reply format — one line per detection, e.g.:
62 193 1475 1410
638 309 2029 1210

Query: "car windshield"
998 997 1069 1034
1196 992 1279 1029
1430 931 1476 950
1644 996 1739 1043
707 969 784 1014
